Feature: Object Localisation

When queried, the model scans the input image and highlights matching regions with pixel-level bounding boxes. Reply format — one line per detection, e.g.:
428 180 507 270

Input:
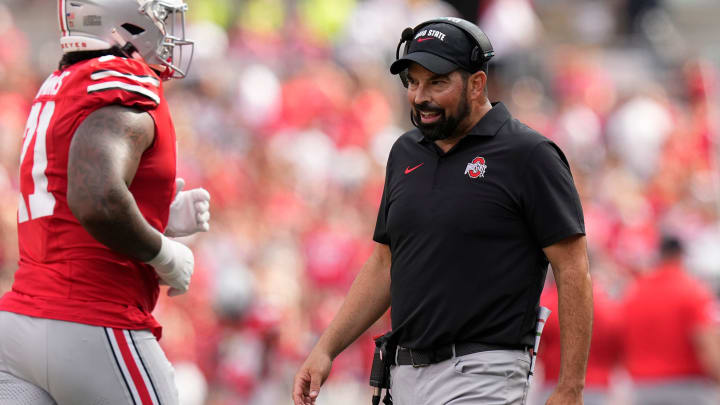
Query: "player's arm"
67 105 193 295
293 242 392 405
67 105 159 259
543 234 593 405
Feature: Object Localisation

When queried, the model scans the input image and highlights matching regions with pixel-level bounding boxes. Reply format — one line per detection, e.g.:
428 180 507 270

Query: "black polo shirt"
373 102 584 349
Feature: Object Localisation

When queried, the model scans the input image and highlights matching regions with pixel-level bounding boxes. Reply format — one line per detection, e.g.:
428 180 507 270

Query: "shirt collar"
412 102 511 143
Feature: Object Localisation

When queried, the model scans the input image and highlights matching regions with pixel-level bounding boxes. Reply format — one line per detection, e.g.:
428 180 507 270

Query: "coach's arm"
293 242 392 405
543 234 593 405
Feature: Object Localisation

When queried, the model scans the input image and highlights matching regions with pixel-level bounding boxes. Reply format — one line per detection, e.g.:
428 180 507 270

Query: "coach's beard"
411 97 470 142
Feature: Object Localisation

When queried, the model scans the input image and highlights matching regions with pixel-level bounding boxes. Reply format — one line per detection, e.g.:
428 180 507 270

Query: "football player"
0 1 210 404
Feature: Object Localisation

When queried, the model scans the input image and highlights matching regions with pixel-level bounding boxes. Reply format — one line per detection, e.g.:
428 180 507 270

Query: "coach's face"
406 62 470 141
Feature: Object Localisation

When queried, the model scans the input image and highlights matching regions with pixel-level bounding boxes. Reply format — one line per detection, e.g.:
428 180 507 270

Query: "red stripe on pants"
113 329 154 405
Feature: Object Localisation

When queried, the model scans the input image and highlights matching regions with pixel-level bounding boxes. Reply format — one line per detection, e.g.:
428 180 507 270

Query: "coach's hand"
164 178 211 237
146 234 195 296
293 350 332 405
545 385 583 405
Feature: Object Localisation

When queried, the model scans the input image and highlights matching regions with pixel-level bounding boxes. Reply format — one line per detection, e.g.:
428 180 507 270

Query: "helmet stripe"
58 0 67 37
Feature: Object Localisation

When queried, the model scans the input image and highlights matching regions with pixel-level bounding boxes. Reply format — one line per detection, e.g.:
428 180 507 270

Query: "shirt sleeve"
688 283 720 329
373 156 392 245
520 140 585 247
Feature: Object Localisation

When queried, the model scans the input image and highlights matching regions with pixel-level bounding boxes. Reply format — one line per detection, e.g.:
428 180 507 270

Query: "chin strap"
120 42 138 57
150 64 174 80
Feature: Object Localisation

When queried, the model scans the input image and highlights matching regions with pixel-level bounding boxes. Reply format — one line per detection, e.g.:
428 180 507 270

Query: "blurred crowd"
1 0 720 404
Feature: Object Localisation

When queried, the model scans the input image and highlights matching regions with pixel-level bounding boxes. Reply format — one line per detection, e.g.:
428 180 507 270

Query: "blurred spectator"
605 88 674 181
623 0 664 37
620 235 720 405
480 0 542 58
536 276 622 405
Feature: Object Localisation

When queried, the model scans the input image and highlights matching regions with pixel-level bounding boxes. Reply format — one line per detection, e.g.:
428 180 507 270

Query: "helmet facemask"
139 0 194 79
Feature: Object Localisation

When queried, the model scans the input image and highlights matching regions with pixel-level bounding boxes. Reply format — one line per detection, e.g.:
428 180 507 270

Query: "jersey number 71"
18 101 56 223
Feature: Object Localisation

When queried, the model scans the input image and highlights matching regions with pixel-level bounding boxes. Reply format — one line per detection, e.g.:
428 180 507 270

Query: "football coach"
293 17 592 405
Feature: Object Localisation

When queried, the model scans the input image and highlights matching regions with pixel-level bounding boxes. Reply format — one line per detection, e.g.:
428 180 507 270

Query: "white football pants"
0 311 179 405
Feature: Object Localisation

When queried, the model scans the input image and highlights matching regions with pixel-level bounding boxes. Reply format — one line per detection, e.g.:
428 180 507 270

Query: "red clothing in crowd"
620 261 718 380
539 282 622 388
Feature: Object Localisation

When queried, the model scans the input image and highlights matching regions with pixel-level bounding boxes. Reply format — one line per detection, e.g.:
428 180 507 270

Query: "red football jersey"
0 55 177 339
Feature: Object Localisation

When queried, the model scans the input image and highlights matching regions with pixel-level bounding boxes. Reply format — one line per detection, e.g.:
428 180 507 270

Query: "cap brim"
390 52 458 75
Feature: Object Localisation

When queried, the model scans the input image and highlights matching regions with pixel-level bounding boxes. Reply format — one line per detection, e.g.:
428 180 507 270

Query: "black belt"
395 342 526 367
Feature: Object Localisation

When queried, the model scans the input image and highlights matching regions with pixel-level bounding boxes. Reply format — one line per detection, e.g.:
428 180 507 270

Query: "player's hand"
545 385 583 405
292 350 332 405
146 235 195 296
164 178 211 237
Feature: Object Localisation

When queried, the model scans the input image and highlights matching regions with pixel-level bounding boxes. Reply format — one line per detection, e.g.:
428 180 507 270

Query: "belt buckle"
408 348 430 368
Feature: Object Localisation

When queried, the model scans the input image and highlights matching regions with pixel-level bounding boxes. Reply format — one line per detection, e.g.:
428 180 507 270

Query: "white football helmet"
58 0 194 79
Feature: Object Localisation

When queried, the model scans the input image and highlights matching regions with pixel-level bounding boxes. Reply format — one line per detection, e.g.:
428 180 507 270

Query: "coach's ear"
468 70 486 101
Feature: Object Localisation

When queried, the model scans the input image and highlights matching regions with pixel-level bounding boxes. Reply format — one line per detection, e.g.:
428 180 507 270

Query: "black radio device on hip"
369 332 396 405
394 17 495 88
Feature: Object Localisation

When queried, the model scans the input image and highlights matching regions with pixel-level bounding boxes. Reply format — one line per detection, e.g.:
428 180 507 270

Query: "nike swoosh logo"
404 163 424 174
417 38 433 42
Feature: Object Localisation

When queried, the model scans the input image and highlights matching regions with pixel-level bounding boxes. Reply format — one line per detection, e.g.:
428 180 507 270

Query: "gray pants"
0 311 178 405
390 349 531 405
632 378 720 405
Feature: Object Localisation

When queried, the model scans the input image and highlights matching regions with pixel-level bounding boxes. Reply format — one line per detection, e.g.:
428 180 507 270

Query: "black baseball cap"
390 22 477 76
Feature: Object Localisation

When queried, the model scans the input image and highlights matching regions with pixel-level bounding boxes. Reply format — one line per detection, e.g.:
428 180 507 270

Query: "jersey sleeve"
519 140 585 247
77 56 161 112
